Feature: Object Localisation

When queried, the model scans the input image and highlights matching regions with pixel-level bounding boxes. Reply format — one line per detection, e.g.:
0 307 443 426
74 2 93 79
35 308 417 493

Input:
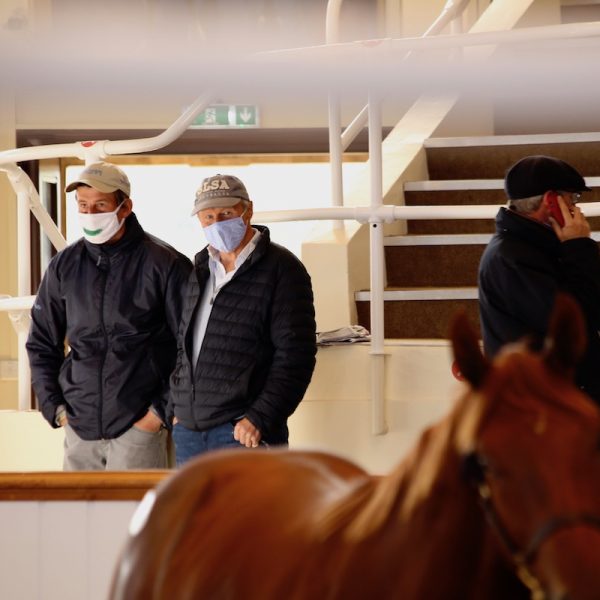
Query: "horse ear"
543 293 587 378
449 310 489 389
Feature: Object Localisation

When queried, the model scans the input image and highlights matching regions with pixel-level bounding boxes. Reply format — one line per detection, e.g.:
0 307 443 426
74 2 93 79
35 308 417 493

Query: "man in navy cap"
478 155 600 404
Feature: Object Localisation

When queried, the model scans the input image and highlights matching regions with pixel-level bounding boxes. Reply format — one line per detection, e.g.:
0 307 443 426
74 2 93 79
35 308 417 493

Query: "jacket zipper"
98 263 108 439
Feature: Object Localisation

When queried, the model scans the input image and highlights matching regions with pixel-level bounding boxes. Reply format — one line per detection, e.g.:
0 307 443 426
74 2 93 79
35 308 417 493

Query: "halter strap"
476 481 600 599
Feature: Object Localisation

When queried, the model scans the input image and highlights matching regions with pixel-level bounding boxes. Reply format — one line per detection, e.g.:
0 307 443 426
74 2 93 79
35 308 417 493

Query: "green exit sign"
190 104 259 128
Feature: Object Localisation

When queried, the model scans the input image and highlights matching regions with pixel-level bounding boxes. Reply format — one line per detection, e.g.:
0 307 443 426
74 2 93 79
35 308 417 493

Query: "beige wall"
0 91 18 408
0 341 458 474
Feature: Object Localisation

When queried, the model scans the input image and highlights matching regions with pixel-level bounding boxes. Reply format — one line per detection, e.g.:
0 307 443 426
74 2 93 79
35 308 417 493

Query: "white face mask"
79 201 125 244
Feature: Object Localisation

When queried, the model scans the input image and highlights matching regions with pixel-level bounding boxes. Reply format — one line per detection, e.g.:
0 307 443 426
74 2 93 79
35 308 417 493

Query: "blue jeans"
173 421 264 467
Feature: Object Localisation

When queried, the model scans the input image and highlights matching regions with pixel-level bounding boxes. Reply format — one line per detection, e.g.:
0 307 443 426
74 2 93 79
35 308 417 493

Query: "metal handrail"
3 2 593 430
257 20 600 63
0 90 212 411
0 91 213 166
324 0 476 434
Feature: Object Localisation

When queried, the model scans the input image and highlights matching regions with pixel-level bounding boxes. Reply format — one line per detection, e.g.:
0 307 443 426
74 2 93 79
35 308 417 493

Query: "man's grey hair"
508 194 544 214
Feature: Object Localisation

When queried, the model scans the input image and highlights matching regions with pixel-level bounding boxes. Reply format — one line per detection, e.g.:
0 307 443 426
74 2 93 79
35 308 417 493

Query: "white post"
15 188 32 410
328 92 344 226
368 93 387 435
326 0 345 228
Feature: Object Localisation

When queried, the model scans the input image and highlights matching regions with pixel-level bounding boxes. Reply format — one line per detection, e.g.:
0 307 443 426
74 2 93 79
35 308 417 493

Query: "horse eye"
461 451 487 484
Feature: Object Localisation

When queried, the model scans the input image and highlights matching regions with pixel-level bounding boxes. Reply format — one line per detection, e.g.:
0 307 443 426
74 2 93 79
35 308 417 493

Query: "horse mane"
313 391 487 543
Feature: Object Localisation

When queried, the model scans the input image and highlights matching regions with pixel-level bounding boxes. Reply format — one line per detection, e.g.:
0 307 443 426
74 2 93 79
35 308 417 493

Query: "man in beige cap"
27 161 192 470
168 174 317 465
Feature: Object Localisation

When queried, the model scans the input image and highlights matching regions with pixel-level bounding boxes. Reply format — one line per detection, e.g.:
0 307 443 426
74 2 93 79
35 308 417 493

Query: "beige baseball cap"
65 162 131 196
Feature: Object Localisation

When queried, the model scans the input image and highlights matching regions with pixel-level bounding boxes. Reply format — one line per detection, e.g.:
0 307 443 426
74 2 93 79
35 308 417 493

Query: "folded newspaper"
316 325 371 346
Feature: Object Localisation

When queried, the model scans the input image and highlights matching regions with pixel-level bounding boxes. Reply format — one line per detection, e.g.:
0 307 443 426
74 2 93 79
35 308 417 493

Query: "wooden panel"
0 471 169 501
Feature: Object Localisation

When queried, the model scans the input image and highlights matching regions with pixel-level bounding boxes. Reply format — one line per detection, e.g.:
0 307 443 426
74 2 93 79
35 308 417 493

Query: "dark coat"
478 207 600 403
26 213 193 440
169 226 317 445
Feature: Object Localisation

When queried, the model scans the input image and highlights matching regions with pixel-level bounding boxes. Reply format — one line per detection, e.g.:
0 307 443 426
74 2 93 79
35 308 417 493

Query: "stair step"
405 179 503 191
405 176 600 191
356 132 600 339
385 243 483 287
355 287 478 301
424 133 600 181
425 132 600 149
355 295 480 339
385 233 492 246
385 232 600 246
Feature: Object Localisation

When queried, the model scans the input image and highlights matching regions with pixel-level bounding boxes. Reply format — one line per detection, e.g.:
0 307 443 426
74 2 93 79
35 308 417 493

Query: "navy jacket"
479 207 600 403
169 226 317 444
26 214 193 439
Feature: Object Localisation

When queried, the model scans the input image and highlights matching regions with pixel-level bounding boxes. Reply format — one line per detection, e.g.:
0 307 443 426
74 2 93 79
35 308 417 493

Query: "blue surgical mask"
202 214 248 253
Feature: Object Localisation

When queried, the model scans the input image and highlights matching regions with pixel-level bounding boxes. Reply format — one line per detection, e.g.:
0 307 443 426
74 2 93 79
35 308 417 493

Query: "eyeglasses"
557 191 582 205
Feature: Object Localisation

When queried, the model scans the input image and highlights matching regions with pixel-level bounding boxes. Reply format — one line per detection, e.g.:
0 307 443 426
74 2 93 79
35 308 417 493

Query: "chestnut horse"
111 294 600 600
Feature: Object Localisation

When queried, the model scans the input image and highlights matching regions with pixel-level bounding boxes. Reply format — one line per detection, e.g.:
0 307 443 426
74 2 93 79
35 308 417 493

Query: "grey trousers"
63 423 171 471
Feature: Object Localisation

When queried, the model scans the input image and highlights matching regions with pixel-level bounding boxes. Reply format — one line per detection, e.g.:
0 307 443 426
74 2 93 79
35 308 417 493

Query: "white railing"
2 1 599 431
325 0 473 433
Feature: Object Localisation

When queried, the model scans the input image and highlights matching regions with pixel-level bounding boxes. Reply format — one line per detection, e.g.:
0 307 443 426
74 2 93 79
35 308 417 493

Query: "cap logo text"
202 179 231 193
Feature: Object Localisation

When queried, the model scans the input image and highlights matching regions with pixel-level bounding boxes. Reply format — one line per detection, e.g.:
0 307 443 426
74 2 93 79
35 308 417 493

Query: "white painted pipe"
368 94 387 436
0 91 213 415
257 21 600 63
16 182 32 411
0 91 213 166
337 0 471 156
325 0 343 44
341 106 368 152
2 164 67 252
252 202 512 223
423 0 470 36
0 296 36 311
326 0 345 229
328 93 344 223
103 91 212 156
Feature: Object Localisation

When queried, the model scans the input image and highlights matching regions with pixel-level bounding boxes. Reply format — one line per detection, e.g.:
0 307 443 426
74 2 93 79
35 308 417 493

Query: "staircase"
355 133 600 339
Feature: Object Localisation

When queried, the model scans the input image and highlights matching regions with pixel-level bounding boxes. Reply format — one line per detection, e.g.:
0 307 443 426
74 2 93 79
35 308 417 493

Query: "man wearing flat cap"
26 161 192 469
478 155 600 404
168 174 317 464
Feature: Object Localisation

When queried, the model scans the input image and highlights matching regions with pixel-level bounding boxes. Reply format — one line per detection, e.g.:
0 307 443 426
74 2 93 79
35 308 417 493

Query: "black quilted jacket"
169 226 317 444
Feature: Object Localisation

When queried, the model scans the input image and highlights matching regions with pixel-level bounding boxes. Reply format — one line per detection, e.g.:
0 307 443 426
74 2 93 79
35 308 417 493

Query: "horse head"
451 293 600 600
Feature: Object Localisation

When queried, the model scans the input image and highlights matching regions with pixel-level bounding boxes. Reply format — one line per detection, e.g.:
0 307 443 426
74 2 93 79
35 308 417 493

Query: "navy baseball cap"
504 155 590 200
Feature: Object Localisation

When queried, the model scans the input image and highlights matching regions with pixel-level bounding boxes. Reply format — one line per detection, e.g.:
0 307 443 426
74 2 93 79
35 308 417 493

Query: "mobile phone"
546 192 565 227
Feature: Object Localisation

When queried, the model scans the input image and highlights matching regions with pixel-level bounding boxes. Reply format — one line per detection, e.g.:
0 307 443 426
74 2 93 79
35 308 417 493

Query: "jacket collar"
496 207 560 253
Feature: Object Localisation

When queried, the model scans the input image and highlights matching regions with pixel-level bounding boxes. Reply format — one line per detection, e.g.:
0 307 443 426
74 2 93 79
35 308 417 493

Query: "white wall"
0 500 137 600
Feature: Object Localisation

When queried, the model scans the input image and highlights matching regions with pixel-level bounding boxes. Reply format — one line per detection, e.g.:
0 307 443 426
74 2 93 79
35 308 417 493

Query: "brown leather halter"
463 451 600 600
